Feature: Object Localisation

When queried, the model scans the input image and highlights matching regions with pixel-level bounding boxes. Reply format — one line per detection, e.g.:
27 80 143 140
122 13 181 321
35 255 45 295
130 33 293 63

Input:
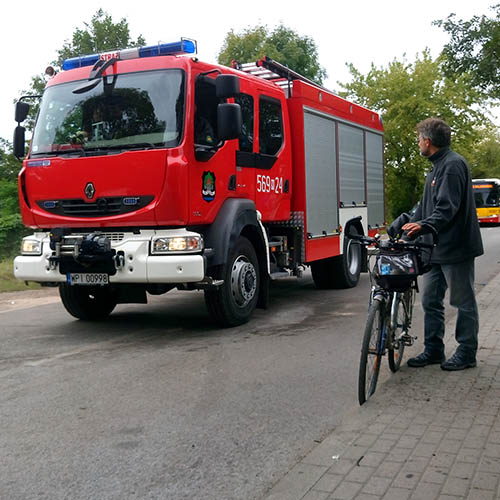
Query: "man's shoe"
407 351 445 368
441 352 476 371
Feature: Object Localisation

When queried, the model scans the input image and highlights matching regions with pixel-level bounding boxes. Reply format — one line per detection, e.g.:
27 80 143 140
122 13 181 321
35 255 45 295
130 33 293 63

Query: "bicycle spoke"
388 291 412 372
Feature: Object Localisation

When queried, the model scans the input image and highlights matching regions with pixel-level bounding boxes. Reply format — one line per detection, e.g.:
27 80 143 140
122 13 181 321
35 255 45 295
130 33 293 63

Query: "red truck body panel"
20 56 294 229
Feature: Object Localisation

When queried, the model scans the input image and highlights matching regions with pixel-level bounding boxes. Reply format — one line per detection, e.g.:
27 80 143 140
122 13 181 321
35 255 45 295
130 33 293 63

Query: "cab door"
254 93 291 222
234 87 256 201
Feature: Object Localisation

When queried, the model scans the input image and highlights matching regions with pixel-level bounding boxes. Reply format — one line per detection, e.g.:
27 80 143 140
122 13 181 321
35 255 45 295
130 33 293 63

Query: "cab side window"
194 76 220 146
259 97 283 156
235 93 254 153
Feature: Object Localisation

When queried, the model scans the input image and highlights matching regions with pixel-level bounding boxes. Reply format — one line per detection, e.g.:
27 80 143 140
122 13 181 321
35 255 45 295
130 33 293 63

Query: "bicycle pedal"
400 333 415 346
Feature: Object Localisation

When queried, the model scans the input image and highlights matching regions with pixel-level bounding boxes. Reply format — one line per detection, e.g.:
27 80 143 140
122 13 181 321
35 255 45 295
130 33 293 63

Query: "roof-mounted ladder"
232 56 330 96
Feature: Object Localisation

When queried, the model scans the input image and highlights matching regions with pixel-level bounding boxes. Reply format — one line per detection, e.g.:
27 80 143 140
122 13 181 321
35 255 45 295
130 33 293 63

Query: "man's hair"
416 118 451 148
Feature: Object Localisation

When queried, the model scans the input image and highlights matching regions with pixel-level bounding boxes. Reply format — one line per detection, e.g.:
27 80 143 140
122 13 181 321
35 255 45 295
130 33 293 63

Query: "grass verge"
0 258 40 293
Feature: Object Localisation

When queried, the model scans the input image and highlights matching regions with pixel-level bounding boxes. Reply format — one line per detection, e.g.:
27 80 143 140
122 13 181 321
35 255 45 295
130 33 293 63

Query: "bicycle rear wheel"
358 299 384 405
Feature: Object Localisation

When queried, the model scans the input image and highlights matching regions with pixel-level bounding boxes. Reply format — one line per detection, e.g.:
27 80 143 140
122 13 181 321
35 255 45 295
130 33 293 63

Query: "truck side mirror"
13 125 26 159
217 103 242 141
216 74 240 98
15 101 30 123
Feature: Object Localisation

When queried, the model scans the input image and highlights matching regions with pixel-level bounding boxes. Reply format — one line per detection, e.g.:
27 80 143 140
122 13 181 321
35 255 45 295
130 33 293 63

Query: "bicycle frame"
370 286 415 356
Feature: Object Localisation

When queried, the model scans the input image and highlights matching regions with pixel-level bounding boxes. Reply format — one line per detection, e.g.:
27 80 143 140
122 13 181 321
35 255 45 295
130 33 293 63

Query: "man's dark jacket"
411 146 483 264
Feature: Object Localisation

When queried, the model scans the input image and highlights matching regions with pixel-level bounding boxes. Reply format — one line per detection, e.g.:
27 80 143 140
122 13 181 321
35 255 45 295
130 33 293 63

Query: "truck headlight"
151 236 203 254
21 238 42 255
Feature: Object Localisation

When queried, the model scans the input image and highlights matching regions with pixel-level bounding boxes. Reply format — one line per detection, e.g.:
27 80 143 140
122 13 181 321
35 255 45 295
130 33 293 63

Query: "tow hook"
114 251 125 269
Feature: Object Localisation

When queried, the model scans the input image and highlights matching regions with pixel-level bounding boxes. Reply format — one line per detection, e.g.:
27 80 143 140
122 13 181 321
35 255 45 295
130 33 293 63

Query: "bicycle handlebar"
349 234 435 251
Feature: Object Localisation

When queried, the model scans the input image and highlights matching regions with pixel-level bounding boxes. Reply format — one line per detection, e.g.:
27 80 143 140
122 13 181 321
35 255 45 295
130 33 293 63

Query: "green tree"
0 139 25 257
217 24 327 84
469 129 500 178
339 51 490 218
19 9 146 132
56 8 145 65
0 138 22 182
434 4 500 98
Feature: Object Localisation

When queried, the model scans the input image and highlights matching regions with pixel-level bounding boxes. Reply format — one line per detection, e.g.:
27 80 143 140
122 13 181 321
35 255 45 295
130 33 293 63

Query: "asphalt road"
1 227 499 500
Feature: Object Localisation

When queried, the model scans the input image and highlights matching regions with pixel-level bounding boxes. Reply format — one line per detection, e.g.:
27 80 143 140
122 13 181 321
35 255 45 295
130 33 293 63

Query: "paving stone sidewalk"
263 271 500 500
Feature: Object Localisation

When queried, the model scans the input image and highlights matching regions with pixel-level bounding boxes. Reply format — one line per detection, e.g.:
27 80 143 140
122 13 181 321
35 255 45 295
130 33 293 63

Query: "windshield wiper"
32 143 162 158
72 58 118 94
83 142 162 154
118 142 159 150
31 147 85 158
84 143 159 152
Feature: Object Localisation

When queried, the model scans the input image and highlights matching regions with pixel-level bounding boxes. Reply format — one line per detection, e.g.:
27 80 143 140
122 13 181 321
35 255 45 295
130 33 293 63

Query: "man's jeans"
421 258 479 359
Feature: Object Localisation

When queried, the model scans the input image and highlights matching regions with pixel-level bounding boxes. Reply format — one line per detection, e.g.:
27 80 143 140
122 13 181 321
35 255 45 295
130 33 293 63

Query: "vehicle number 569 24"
257 175 283 194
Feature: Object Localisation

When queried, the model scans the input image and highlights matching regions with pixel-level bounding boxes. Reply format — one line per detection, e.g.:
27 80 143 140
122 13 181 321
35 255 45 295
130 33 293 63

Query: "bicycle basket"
374 250 420 291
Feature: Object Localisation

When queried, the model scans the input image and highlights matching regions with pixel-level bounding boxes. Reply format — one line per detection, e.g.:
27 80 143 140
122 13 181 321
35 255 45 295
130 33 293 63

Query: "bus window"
472 182 500 207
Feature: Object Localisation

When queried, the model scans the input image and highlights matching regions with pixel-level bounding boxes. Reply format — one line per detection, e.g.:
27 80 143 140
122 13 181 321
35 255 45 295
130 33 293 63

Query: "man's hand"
401 222 422 238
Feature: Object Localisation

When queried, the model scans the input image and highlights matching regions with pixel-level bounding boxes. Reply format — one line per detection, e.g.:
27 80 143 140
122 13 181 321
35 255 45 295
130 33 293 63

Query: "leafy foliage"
434 4 500 98
55 8 145 65
469 128 500 178
218 24 327 84
19 9 146 133
0 140 26 257
339 51 490 218
0 138 21 182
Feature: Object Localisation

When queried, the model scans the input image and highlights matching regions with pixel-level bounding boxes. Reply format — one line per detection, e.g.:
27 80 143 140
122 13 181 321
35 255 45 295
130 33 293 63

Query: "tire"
358 299 384 405
311 227 362 289
388 294 405 373
59 283 117 320
388 289 414 372
204 236 259 327
310 257 336 289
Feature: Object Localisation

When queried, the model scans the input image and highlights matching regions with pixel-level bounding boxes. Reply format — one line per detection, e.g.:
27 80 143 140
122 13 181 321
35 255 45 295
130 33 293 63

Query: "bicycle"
349 232 435 405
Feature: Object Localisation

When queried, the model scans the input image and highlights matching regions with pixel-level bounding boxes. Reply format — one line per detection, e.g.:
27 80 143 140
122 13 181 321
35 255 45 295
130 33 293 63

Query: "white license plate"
68 273 109 285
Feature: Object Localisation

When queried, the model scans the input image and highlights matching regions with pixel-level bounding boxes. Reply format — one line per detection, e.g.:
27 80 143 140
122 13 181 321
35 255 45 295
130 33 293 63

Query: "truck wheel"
311 257 335 289
334 227 362 288
311 227 362 289
59 283 117 320
204 236 259 327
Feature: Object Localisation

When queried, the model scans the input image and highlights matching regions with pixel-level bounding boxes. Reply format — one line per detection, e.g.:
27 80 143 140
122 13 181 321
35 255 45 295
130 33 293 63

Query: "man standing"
402 118 483 371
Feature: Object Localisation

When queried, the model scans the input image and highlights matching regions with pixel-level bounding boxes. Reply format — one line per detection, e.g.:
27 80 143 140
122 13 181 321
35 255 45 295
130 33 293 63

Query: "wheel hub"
231 256 257 307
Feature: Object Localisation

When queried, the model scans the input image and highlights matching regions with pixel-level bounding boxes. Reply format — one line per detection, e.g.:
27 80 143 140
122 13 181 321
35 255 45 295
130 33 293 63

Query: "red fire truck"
13 39 385 326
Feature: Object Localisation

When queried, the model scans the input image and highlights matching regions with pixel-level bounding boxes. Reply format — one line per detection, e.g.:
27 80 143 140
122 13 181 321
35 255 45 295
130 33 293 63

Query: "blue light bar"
139 40 196 58
62 39 196 71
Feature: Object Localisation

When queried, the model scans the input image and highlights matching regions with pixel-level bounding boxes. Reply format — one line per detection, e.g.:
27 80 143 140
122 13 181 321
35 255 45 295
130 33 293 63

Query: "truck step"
270 271 291 280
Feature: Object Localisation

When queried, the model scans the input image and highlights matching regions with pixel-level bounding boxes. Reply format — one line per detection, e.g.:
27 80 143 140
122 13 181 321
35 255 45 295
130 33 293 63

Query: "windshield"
31 69 185 156
473 184 500 207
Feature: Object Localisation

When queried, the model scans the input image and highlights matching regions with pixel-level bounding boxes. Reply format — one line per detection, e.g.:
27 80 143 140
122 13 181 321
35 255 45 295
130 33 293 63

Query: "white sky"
1 0 497 141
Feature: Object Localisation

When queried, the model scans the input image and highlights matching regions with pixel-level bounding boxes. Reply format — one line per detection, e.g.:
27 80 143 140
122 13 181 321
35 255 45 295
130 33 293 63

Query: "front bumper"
14 229 205 284
478 215 500 223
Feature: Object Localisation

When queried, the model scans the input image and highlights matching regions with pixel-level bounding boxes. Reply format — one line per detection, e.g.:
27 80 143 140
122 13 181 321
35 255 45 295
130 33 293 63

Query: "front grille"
37 196 154 217
71 232 125 242
63 197 123 215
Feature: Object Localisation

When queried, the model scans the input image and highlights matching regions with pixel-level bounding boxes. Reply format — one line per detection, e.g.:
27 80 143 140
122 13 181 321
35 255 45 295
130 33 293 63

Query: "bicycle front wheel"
388 289 414 372
358 299 384 405
388 293 405 373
